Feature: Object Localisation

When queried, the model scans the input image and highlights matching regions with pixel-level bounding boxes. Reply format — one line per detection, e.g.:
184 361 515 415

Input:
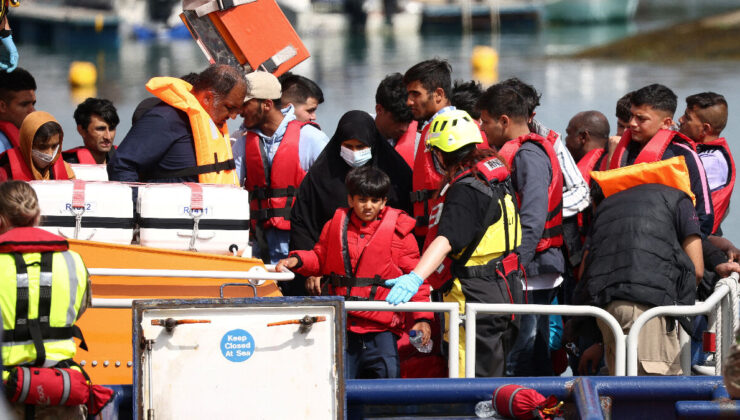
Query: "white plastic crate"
137 183 250 256
30 180 135 245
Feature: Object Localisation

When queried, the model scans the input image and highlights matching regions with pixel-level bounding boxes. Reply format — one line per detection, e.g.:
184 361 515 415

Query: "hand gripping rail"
465 303 627 377
344 301 461 378
627 273 739 376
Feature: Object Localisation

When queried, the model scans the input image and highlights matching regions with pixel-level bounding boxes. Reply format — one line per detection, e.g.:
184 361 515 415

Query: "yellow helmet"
425 110 482 153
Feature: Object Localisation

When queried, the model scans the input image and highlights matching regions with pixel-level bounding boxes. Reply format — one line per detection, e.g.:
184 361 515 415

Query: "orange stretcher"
180 0 309 76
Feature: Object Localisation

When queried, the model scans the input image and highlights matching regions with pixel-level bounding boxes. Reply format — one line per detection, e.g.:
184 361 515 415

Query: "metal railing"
627 276 738 376
344 301 461 378
465 303 627 377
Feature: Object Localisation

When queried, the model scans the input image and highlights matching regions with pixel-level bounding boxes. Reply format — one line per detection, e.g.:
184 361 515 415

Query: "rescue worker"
678 92 734 234
608 83 715 236
290 110 411 295
62 98 119 165
278 72 324 123
277 166 432 379
0 111 75 181
384 110 523 378
108 64 245 184
478 83 565 377
0 68 35 154
0 180 92 418
232 71 328 266
0 3 18 73
374 73 416 168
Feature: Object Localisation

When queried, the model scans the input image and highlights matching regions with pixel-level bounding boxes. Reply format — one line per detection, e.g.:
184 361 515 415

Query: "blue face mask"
340 145 372 168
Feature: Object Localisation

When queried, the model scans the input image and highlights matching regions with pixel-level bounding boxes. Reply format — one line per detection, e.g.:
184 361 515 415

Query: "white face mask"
32 146 59 168
340 145 372 168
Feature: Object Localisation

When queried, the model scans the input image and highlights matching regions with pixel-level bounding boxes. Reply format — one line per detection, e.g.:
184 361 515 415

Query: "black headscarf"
290 110 413 253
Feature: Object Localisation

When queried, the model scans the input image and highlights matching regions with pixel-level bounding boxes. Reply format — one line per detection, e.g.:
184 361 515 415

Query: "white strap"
194 0 256 17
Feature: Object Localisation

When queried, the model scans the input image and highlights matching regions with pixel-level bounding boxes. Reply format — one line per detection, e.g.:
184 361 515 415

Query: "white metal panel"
140 304 339 419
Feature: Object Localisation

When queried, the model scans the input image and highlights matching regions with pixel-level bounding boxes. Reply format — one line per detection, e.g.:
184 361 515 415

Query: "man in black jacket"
575 183 703 376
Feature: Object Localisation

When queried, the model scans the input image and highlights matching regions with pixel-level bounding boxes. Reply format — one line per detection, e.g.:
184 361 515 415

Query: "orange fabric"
17 111 75 180
591 156 695 205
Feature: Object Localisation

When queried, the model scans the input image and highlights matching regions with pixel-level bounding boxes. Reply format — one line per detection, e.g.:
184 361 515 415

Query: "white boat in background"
543 0 639 23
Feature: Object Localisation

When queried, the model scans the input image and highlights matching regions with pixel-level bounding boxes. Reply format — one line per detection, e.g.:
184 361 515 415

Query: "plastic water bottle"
474 400 497 418
408 330 433 353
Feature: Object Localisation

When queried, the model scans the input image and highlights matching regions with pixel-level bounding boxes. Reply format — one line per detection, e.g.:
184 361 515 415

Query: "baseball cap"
244 71 281 102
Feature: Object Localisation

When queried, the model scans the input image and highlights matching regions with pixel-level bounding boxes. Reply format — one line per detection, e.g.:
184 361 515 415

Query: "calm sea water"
15 3 740 241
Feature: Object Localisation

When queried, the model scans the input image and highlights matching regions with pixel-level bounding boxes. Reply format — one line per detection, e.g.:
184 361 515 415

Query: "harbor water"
15 3 740 241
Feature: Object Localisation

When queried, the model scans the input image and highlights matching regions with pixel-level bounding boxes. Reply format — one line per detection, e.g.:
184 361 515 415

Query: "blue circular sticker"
220 329 255 362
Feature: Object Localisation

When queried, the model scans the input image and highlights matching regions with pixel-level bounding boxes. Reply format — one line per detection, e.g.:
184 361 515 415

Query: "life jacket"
608 129 697 169
394 120 417 168
244 120 318 232
146 77 238 185
696 137 735 234
62 146 116 165
0 227 88 375
424 156 522 290
320 207 410 333
577 148 607 187
2 147 70 181
498 133 564 252
591 156 695 205
0 120 20 149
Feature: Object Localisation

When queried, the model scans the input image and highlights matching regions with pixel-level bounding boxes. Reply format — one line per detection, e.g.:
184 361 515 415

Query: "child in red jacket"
278 166 432 379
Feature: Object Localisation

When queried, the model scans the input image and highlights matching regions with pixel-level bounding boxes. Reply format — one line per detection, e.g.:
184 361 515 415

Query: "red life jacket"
498 133 564 252
0 227 69 253
697 137 735 233
244 120 318 231
608 129 697 169
394 120 417 168
62 146 116 164
4 148 70 181
423 156 513 290
321 207 409 333
577 148 607 187
0 120 20 149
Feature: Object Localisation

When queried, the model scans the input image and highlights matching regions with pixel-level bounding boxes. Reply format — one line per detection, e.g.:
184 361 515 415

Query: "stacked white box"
30 180 135 245
137 183 250 256
69 164 109 181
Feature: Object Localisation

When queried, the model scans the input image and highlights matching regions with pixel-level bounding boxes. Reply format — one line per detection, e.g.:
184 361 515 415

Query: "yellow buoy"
471 46 499 86
68 61 97 88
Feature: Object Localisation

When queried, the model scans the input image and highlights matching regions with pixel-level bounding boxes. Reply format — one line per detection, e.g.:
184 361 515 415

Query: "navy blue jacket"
108 102 198 183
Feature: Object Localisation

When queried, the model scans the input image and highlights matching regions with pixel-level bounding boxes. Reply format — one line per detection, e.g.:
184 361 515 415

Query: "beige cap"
244 71 281 102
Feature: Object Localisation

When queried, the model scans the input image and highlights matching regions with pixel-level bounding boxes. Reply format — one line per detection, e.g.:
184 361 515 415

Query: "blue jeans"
506 288 557 376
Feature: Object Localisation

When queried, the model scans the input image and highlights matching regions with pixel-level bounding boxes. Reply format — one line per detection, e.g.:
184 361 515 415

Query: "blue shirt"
0 131 12 155
231 105 329 263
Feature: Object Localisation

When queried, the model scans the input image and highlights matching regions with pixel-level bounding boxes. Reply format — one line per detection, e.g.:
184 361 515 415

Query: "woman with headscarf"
0 111 75 181
288 110 412 295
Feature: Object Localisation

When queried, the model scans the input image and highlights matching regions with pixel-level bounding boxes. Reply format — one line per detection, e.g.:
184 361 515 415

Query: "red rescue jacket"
292 206 432 334
0 120 20 149
394 120 417 168
244 120 318 231
498 133 564 252
62 146 116 164
576 148 607 186
696 137 735 234
608 129 698 169
1 148 71 181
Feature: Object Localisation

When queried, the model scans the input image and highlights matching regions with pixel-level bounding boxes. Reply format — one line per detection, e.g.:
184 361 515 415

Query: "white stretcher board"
133 298 345 420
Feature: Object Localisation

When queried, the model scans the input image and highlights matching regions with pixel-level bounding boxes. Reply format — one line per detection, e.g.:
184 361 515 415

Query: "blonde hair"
0 181 40 228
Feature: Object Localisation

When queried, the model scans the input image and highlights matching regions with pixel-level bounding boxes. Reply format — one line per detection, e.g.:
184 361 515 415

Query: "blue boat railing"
89 270 739 378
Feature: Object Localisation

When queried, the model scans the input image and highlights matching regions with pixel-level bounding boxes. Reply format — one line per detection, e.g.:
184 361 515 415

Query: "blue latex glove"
384 271 423 305
0 35 18 72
